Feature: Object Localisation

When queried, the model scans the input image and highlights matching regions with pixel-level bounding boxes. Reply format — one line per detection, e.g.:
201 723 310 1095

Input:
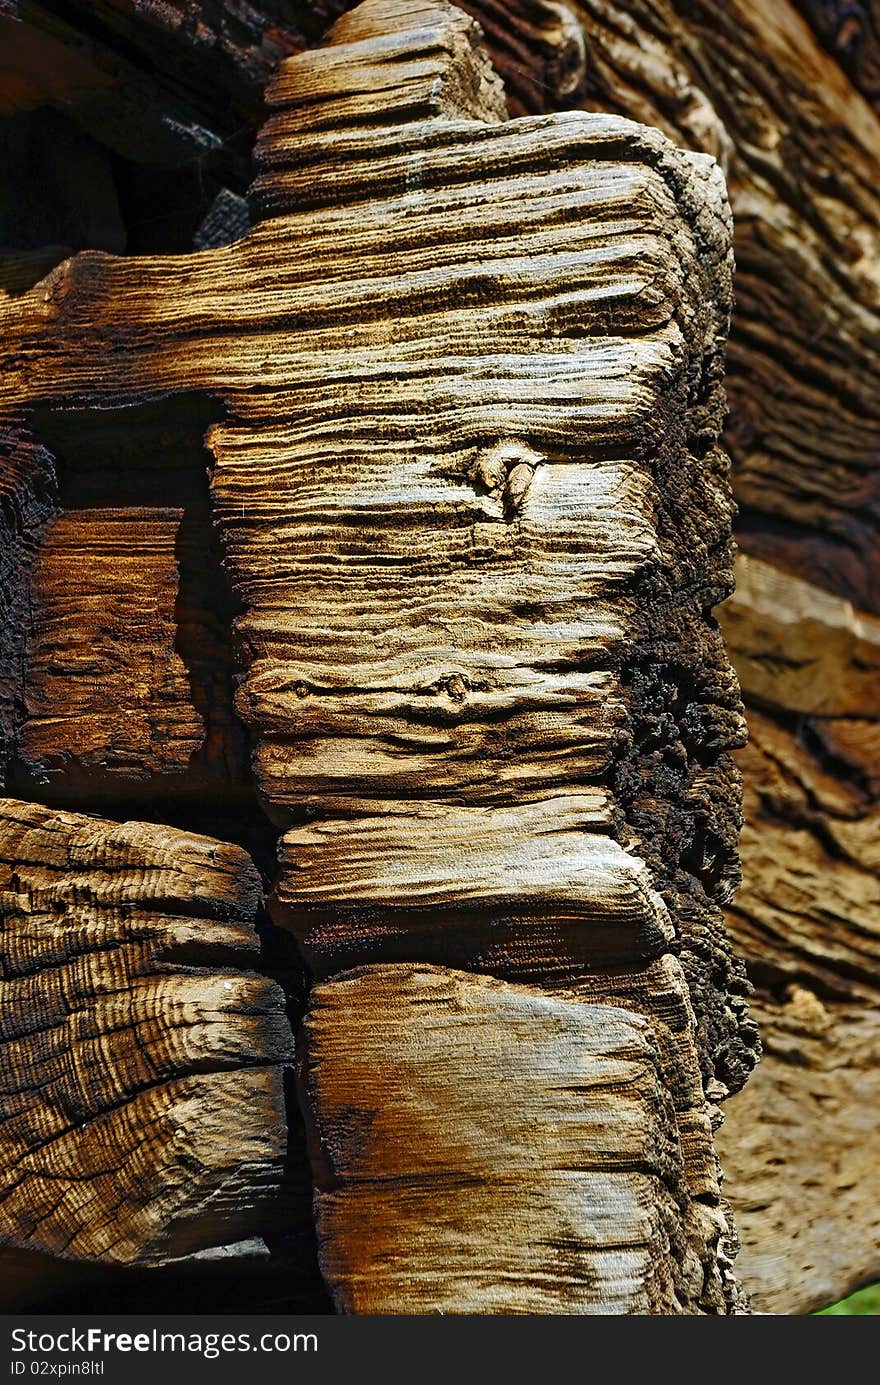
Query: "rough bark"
0 0 754 1314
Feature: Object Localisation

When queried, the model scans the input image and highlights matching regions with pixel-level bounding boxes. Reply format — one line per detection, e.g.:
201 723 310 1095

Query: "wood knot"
470 440 543 518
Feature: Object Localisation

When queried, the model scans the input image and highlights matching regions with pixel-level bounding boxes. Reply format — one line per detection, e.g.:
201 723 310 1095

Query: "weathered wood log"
303 962 728 1314
716 550 880 1311
8 0 877 1316
0 797 302 1304
245 0 751 1312
485 0 880 1314
0 0 756 1314
10 398 251 807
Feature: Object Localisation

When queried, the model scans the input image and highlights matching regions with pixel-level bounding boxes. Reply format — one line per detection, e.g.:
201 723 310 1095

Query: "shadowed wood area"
0 424 55 788
9 398 251 808
0 0 756 1313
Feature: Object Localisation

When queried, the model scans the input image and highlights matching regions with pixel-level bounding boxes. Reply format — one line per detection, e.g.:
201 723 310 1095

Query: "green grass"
816 1283 880 1315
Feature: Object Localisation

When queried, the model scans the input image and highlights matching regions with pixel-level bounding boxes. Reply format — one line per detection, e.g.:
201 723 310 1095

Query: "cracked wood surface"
0 798 295 1287
0 0 754 1313
546 0 880 617
493 0 880 1314
304 962 730 1314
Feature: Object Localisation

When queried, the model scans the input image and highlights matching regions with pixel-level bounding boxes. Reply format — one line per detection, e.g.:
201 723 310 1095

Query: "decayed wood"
247 0 750 1312
0 797 297 1298
471 0 880 1313
0 0 755 1313
2 0 878 1317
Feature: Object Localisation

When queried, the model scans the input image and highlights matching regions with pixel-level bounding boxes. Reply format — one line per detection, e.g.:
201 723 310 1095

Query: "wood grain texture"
0 797 296 1288
0 0 754 1312
242 0 755 1100
721 553 880 720
302 963 738 1314
11 404 251 806
722 563 880 1002
566 0 880 615
0 424 55 788
0 0 755 1093
1 0 875 1320
716 547 880 1312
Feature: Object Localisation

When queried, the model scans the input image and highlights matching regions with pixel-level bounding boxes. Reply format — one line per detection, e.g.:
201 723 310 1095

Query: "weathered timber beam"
7 397 252 809
248 0 752 1312
566 0 880 615
0 0 755 1312
304 962 727 1314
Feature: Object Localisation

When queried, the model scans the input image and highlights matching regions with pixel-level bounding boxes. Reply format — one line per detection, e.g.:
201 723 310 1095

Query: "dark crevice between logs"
0 105 252 258
0 424 57 791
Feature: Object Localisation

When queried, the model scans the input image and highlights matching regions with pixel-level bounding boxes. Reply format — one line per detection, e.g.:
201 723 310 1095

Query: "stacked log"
0 0 754 1313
